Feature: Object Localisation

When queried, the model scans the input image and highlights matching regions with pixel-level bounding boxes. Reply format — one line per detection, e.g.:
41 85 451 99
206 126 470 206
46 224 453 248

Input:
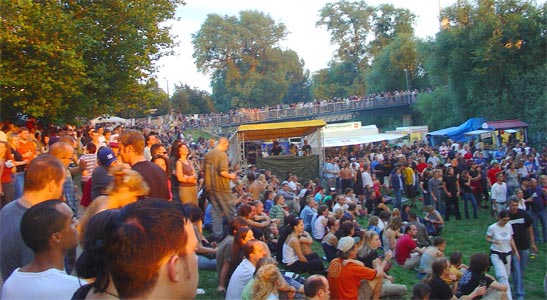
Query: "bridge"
199 93 419 136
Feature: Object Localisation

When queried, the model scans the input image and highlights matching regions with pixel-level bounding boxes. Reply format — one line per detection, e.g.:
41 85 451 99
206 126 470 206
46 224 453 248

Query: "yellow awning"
237 120 326 141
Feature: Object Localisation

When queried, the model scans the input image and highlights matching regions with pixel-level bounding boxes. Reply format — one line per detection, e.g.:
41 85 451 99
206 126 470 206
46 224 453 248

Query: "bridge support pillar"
402 114 412 126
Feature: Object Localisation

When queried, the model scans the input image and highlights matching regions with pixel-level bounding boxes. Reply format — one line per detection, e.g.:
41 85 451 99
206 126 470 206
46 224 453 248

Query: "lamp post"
163 78 172 119
403 69 410 91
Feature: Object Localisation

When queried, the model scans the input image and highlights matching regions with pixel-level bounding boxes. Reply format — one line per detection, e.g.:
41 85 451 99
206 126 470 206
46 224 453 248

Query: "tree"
417 0 546 142
171 84 214 114
0 1 87 122
193 10 308 110
316 1 416 95
366 33 418 93
1 0 184 122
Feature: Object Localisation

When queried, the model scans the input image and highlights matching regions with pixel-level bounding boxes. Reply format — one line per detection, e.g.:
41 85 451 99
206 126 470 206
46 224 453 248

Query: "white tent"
90 115 127 126
323 124 406 147
324 133 406 148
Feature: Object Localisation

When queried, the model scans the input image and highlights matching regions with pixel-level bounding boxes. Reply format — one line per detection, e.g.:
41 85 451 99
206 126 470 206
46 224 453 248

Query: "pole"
404 69 410 91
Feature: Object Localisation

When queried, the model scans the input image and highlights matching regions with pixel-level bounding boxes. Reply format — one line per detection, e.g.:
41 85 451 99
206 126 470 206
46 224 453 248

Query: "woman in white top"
512 188 527 210
313 205 329 240
486 209 519 300
279 216 325 275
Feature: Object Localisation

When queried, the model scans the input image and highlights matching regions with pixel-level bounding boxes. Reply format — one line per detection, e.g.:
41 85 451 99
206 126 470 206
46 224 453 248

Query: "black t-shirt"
11 148 24 173
132 161 170 200
429 276 453 300
456 270 493 299
271 145 282 155
509 209 533 250
358 250 379 269
422 177 430 192
459 176 472 193
443 175 458 194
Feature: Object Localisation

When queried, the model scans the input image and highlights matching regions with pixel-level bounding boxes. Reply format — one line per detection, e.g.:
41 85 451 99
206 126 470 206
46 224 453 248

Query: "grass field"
195 203 547 300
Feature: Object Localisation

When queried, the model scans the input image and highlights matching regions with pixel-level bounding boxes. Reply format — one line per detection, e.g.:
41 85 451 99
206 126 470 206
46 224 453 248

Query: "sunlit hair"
387 216 403 231
173 142 189 160
368 216 379 227
357 230 379 259
119 130 145 154
105 165 149 196
0 141 12 160
231 227 253 272
106 199 189 298
251 264 281 300
238 204 253 218
24 154 65 192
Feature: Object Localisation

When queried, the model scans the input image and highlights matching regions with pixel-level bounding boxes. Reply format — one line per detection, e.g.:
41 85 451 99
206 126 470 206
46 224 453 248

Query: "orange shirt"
328 258 377 300
16 140 36 163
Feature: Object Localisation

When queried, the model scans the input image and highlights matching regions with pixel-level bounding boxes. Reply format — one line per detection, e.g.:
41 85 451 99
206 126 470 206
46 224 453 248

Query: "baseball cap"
98 147 117 167
329 187 336 192
337 236 355 252
281 180 289 186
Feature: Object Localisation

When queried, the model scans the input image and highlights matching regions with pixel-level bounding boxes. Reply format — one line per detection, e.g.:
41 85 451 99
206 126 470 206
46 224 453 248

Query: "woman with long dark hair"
175 142 198 205
278 216 324 275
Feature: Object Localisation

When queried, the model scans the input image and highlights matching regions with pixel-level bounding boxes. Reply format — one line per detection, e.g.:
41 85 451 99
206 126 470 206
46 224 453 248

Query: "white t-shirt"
313 215 327 240
491 182 507 203
226 259 255 300
362 171 373 189
487 223 513 253
1 268 80 300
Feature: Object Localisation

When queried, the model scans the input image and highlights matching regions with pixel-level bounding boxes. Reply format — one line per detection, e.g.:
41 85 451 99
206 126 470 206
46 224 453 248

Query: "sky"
154 0 458 94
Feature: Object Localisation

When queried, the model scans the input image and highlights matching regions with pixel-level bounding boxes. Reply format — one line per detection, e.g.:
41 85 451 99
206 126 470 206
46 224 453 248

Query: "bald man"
204 137 239 239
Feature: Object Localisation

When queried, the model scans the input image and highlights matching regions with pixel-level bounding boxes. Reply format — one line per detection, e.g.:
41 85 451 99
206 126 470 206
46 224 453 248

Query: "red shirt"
328 258 377 300
395 234 417 265
487 167 500 185
416 163 428 174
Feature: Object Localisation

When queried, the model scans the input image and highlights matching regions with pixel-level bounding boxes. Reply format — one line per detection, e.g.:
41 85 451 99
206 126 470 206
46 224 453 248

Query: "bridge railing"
204 93 418 128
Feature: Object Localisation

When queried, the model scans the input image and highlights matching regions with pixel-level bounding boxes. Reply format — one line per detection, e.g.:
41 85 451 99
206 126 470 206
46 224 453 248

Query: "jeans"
491 252 513 300
445 194 461 221
531 209 547 243
462 192 478 219
13 172 24 199
198 255 217 270
423 192 433 208
393 190 402 209
511 249 529 299
208 191 236 239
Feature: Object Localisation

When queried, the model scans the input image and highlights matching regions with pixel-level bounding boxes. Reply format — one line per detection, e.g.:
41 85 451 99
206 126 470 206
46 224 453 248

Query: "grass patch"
196 204 546 300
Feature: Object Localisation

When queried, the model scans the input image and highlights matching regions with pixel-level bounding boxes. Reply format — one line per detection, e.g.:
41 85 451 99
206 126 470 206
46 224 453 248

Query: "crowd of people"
0 119 546 300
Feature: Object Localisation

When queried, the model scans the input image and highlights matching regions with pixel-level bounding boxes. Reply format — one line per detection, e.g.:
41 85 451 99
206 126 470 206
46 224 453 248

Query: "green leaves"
193 10 308 110
1 0 184 122
415 0 546 143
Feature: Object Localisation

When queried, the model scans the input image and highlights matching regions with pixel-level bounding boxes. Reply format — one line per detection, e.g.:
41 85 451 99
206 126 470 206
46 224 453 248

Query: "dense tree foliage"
192 11 309 110
414 0 546 141
315 1 416 98
170 84 214 114
1 0 182 122
366 33 418 93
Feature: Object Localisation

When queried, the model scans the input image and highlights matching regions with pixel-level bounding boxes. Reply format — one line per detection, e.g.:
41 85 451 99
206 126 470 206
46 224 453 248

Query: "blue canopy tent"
427 118 485 147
